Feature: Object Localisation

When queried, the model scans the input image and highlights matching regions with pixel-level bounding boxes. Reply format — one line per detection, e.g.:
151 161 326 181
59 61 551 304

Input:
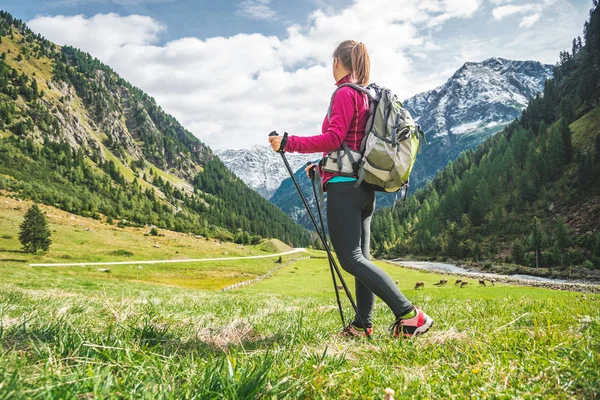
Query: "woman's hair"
333 40 370 86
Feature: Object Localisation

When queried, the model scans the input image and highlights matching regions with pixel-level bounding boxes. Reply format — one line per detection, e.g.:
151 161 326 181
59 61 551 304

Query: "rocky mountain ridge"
215 145 319 199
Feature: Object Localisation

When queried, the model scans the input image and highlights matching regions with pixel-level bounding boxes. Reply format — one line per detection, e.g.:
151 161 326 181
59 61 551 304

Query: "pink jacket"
285 74 370 188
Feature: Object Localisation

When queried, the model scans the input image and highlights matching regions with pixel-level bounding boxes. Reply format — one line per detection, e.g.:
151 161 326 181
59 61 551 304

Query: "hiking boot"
339 323 373 338
389 307 433 338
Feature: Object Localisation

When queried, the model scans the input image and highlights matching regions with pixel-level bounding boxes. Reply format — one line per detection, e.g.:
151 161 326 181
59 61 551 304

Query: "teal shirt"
327 176 357 185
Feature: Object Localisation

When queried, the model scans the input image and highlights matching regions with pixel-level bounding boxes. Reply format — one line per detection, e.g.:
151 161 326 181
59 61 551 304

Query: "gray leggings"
326 181 414 328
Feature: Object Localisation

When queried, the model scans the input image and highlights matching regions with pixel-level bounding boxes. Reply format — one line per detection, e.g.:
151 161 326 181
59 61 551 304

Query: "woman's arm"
285 88 356 154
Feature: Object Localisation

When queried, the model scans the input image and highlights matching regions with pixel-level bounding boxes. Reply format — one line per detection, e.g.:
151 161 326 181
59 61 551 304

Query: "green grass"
1 256 599 398
146 160 194 193
1 198 599 398
0 195 288 266
571 105 600 152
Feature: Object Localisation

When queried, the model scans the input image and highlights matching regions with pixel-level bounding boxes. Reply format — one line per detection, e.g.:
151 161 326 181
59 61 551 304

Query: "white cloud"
27 0 586 149
29 2 471 149
28 13 165 60
237 0 277 21
492 2 544 29
519 12 541 27
492 4 539 20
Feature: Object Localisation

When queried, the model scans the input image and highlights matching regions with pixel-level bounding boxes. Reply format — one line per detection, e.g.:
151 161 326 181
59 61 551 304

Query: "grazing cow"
414 282 425 290
440 279 448 286
395 280 399 285
455 279 462 286
460 281 468 288
336 285 343 290
489 279 496 286
479 279 486 287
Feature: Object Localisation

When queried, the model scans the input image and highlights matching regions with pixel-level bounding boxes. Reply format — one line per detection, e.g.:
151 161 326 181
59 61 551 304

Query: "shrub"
215 230 233 243
582 260 594 270
111 249 134 257
259 241 278 253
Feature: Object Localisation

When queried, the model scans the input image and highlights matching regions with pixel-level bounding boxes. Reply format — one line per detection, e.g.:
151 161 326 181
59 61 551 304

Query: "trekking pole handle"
268 131 288 153
306 161 317 180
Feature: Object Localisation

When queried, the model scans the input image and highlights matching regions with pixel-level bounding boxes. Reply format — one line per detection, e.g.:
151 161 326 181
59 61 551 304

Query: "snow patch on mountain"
404 57 553 139
215 145 320 199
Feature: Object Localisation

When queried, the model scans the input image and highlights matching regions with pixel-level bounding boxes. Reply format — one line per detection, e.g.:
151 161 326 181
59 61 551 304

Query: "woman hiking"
268 40 433 338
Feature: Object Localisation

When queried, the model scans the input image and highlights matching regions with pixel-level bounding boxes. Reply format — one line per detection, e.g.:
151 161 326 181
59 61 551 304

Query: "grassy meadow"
1 198 599 398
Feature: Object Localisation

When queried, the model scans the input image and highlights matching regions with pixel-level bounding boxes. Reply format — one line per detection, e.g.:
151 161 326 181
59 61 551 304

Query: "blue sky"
3 0 354 42
0 0 593 149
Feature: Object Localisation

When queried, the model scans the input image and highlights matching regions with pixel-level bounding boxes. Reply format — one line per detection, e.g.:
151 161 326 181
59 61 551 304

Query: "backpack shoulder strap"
327 83 376 122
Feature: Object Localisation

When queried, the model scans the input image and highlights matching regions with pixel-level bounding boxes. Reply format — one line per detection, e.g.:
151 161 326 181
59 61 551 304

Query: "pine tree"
530 216 542 268
578 152 595 187
512 240 525 265
553 218 570 267
547 127 565 176
471 180 491 226
557 118 573 162
30 78 38 98
19 204 52 253
538 120 548 136
519 172 536 204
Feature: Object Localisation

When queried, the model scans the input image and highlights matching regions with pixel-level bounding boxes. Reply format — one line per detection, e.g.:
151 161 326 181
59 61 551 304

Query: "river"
390 260 576 284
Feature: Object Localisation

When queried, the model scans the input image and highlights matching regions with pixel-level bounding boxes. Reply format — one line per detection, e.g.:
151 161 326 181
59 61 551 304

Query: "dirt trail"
30 248 307 267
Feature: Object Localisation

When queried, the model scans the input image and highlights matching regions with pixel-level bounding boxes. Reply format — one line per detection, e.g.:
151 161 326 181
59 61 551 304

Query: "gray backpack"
321 83 426 194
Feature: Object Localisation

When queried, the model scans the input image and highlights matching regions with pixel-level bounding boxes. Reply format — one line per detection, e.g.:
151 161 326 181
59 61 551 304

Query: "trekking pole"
269 131 370 337
307 163 345 328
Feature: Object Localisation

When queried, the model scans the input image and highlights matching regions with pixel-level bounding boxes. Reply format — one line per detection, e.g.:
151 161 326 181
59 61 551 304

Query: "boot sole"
404 318 434 338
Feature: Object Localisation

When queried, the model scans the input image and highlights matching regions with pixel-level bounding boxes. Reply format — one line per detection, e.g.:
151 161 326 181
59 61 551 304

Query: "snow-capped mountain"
215 145 320 199
268 57 554 228
404 57 553 139
401 57 553 202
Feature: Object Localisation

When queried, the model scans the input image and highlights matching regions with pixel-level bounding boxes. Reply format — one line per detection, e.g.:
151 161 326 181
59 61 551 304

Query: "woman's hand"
269 136 283 152
305 163 317 178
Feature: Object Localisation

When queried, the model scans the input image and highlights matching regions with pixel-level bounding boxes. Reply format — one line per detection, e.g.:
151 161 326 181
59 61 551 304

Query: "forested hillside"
371 2 600 271
0 11 309 246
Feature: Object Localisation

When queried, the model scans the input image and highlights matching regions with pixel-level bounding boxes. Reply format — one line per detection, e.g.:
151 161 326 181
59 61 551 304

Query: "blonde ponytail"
351 42 370 86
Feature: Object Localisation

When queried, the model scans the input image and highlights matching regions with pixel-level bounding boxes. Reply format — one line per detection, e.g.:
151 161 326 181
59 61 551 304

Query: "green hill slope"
0 11 309 246
370 3 600 272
